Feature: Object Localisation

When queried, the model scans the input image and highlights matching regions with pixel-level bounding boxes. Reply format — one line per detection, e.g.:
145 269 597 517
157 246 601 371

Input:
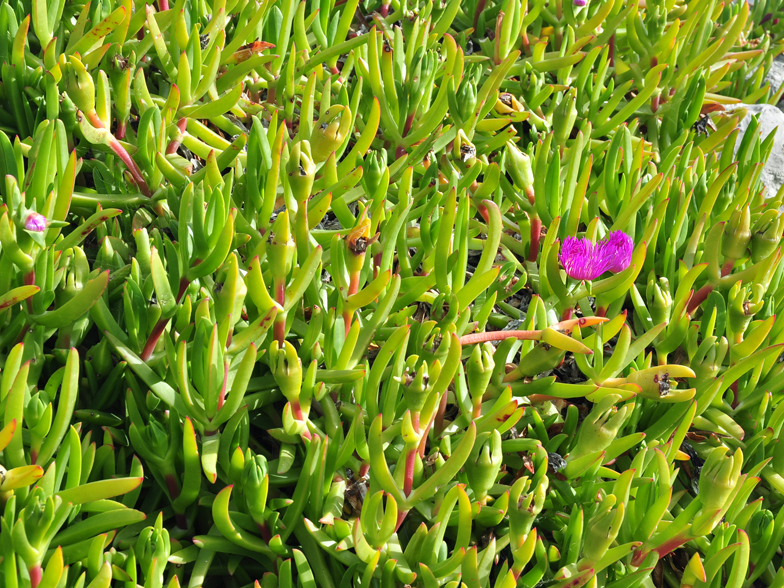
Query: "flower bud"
24 212 47 232
269 340 304 405
135 513 170 584
573 0 587 6
432 292 459 328
509 475 549 545
464 430 503 503
553 88 577 148
108 50 135 122
286 140 316 203
145 417 172 461
24 393 49 433
65 56 96 114
728 282 765 338
582 495 624 562
21 488 55 549
242 454 270 525
691 336 728 384
646 275 672 325
267 211 296 280
751 212 784 263
310 106 352 163
456 78 477 123
505 141 535 205
698 446 743 511
748 508 774 552
467 343 495 413
87 338 113 377
362 150 388 196
396 356 431 414
722 206 751 261
569 395 633 460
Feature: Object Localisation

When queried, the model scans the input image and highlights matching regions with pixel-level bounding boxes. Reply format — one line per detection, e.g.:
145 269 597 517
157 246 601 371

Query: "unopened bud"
286 140 316 202
583 495 624 562
464 430 503 503
698 446 743 511
722 206 751 261
25 213 47 232
505 141 535 205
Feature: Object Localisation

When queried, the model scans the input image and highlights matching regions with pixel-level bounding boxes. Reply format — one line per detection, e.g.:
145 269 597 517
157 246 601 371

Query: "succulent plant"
2 0 784 586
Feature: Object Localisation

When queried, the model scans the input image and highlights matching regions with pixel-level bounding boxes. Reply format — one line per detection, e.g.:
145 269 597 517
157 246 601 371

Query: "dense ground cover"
2 0 784 586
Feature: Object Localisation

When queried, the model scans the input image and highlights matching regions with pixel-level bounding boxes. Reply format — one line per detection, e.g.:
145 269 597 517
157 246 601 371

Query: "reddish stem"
474 0 487 30
257 522 273 543
478 203 490 222
177 277 190 303
403 449 416 497
521 31 531 55
561 307 573 321
141 318 169 361
403 112 416 137
460 330 541 345
116 120 127 141
359 463 370 477
632 536 691 567
434 391 448 436
159 0 169 9
395 145 407 160
394 509 409 532
348 273 360 297
291 400 313 440
721 260 735 277
343 310 354 337
417 416 431 459
165 473 181 500
380 3 390 17
493 12 505 65
373 252 383 281
175 513 188 530
687 284 715 314
731 380 739 410
609 34 615 67
86 112 152 197
29 565 42 588
166 118 188 155
140 277 190 361
218 362 229 411
528 218 542 262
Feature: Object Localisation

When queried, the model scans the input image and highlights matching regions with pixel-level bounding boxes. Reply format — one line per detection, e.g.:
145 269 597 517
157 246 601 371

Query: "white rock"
733 103 784 197
764 55 784 104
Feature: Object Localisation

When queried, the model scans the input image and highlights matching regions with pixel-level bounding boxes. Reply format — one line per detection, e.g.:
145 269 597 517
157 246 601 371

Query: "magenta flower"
25 212 47 232
559 231 633 280
573 0 587 6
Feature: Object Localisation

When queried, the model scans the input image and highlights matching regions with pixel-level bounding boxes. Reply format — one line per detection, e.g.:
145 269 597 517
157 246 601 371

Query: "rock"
734 103 784 197
764 55 784 104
